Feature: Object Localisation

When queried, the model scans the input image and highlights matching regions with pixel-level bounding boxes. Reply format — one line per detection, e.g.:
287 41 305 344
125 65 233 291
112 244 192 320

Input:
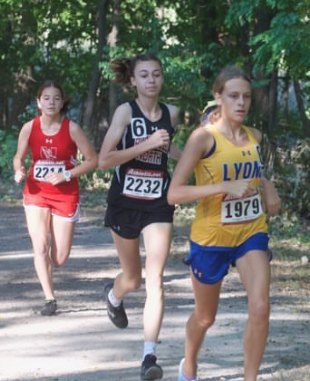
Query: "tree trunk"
253 7 275 132
108 0 122 122
282 73 290 128
0 88 8 129
8 68 34 129
293 80 310 137
82 0 109 134
268 69 278 135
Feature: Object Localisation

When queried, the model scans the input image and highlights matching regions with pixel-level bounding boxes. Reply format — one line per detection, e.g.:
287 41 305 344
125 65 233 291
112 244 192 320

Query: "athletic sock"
182 372 196 381
108 288 122 308
181 363 196 381
143 341 157 359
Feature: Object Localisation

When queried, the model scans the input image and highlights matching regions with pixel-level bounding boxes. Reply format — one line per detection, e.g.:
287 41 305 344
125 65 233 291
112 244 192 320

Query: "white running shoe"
177 358 197 381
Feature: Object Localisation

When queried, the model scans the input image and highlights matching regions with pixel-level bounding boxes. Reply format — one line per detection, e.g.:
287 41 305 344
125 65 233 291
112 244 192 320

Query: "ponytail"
110 54 163 86
110 58 132 86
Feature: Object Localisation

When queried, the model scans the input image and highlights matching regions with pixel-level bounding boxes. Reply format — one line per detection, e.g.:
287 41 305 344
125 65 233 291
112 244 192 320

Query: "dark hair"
110 54 163 86
37 80 70 114
206 66 251 125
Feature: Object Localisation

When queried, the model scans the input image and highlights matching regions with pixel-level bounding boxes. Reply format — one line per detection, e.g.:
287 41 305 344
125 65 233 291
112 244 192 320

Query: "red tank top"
23 116 79 202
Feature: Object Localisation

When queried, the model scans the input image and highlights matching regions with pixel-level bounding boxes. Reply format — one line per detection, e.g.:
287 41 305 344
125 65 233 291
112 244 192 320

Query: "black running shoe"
104 283 128 329
140 354 163 380
41 299 57 316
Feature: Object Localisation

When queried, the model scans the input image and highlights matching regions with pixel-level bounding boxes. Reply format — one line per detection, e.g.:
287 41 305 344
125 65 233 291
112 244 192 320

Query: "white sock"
108 288 122 307
143 341 157 359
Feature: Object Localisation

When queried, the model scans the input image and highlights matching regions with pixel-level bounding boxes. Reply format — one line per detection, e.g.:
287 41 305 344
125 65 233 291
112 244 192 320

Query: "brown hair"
207 66 251 124
110 54 163 86
37 80 69 114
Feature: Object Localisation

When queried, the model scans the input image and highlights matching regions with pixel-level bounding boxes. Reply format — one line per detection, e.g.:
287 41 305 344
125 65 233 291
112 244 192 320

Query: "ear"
130 76 136 87
214 92 222 107
36 98 41 109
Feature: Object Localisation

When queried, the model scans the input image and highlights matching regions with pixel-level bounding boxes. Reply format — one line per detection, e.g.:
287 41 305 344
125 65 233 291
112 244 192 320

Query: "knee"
53 258 66 267
52 251 70 267
125 275 142 292
33 244 50 261
249 299 270 324
145 273 164 295
194 311 216 331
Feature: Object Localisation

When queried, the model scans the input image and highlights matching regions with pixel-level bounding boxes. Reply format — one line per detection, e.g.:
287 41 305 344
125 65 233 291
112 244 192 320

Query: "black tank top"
107 100 175 212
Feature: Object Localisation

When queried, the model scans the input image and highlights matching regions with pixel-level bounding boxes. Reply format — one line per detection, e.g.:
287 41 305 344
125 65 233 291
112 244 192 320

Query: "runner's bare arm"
168 128 256 205
68 121 98 178
45 121 98 186
260 177 281 216
167 104 182 160
168 128 254 205
13 121 32 182
250 127 281 216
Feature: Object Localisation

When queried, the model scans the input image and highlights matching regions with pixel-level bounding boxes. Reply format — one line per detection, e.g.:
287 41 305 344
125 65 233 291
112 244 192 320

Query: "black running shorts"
104 204 174 239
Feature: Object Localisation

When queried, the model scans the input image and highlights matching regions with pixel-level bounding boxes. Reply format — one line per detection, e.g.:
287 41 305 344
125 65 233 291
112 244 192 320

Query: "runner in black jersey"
99 54 181 380
106 99 175 212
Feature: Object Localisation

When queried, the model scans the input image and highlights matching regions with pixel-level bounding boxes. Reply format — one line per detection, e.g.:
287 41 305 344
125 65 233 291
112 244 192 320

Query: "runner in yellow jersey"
168 66 281 381
191 124 267 248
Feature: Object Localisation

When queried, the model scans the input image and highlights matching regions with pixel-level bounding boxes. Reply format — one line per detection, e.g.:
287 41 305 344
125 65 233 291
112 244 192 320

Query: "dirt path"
0 201 309 381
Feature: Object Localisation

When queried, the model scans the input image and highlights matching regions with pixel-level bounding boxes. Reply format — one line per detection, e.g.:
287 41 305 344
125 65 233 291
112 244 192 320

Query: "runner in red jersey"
13 80 97 316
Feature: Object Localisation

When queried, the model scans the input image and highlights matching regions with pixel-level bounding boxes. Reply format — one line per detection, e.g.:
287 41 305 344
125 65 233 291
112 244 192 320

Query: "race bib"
123 168 163 200
221 191 263 224
34 160 66 182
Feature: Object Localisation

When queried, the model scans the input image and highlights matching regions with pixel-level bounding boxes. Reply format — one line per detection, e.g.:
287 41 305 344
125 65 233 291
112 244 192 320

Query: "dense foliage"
1 0 310 217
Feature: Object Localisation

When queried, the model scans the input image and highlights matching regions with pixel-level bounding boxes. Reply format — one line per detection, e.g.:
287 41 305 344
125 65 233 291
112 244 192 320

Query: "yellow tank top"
190 125 268 247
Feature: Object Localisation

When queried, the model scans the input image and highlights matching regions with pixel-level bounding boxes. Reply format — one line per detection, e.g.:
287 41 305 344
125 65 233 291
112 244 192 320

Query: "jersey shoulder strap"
129 100 142 117
158 102 171 123
29 116 42 142
242 125 259 144
31 116 41 132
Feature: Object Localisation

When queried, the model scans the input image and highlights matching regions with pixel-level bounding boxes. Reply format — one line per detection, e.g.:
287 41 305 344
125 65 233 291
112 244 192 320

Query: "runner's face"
131 60 163 98
37 87 64 117
216 78 251 123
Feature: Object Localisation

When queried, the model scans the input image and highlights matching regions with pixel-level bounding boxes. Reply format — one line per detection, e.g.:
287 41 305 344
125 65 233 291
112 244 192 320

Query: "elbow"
92 156 99 170
98 158 110 171
167 198 174 206
84 156 98 172
167 189 177 206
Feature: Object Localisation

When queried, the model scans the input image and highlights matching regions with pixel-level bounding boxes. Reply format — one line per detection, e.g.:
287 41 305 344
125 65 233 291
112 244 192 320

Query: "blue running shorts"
186 232 269 285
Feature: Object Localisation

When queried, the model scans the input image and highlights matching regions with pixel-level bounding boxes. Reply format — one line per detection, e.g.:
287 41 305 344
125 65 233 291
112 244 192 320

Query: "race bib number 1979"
221 191 263 224
123 168 163 200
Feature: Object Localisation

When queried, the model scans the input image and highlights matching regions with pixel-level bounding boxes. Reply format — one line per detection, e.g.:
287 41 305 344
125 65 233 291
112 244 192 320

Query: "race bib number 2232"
123 168 163 200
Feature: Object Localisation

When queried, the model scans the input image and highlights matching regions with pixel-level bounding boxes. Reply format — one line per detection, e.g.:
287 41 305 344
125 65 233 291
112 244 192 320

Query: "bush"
274 136 310 219
0 128 19 179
